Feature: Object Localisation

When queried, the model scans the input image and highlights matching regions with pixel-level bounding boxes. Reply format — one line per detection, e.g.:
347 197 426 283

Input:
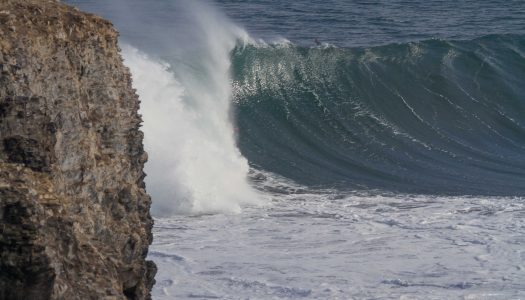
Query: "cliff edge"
0 0 156 299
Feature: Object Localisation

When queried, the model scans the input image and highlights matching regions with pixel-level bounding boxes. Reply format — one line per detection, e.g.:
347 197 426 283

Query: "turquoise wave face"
232 34 525 196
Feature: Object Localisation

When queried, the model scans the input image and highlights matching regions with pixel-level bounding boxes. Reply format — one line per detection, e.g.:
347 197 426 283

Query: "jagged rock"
0 0 156 299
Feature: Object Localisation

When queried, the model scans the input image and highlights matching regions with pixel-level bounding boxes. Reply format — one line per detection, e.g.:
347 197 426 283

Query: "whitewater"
66 0 525 299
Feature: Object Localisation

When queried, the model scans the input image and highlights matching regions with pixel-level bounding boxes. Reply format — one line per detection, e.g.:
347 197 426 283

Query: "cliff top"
0 0 117 53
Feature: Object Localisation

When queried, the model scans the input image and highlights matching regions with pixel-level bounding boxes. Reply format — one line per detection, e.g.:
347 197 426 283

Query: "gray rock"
0 0 156 299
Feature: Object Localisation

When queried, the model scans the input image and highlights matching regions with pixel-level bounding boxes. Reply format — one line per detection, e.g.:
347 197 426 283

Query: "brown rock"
0 0 156 299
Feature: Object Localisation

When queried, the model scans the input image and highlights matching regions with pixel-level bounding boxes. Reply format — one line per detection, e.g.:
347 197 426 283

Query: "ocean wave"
232 34 525 196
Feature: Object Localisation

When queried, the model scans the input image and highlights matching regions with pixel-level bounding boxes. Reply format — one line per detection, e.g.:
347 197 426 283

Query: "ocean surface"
67 0 525 298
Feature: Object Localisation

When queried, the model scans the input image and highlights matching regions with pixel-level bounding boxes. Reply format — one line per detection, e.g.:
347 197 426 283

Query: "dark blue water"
218 0 525 47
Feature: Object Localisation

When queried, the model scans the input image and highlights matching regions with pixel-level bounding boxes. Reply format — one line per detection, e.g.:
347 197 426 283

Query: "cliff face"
0 0 156 299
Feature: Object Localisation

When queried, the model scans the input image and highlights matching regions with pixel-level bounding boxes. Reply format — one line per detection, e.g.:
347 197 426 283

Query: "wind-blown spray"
122 1 259 215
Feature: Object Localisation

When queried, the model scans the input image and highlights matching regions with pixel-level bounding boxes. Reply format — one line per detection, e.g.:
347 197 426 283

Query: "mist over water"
120 2 259 215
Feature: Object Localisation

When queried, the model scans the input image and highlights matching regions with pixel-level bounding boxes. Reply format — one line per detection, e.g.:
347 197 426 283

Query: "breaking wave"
233 34 525 196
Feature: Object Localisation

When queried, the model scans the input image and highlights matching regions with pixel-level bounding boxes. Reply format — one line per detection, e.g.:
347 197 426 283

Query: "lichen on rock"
0 0 156 299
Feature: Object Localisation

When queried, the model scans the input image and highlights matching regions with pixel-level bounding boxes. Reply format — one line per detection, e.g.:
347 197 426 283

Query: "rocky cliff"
0 0 156 299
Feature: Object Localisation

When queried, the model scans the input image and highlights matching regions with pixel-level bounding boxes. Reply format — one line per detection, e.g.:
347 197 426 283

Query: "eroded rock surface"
0 0 156 299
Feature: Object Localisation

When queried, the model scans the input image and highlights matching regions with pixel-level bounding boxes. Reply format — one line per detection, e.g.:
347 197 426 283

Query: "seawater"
66 0 525 298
